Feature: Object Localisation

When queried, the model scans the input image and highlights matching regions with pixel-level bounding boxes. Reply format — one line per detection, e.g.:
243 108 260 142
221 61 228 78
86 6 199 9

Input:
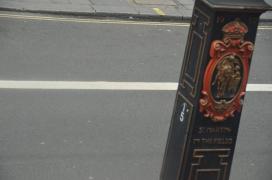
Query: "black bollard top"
202 0 272 11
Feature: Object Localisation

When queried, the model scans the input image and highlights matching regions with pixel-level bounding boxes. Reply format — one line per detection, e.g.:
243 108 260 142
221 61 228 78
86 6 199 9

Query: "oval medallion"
211 55 243 103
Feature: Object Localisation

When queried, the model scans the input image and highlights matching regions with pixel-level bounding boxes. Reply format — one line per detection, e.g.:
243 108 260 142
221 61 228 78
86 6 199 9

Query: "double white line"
0 80 270 91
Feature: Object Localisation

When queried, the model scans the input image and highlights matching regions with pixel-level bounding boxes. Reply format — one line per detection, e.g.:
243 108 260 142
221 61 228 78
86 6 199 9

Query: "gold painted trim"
177 8 210 180
184 31 204 81
188 149 231 180
180 7 210 98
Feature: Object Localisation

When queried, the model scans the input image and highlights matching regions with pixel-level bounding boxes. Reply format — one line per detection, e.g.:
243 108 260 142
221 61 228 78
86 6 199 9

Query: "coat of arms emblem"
200 19 254 122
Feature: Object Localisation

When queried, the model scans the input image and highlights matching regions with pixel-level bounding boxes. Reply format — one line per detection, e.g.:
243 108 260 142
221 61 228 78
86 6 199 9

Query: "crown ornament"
222 18 248 39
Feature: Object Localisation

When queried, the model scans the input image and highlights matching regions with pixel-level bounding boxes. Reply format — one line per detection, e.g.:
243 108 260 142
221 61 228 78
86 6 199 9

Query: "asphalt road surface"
0 12 271 180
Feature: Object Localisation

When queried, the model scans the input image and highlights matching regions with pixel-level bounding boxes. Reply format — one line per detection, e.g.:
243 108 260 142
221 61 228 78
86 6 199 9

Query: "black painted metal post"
160 1 271 180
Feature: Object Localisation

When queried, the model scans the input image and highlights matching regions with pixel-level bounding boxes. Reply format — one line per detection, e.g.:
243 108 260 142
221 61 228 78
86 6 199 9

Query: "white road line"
0 81 177 90
0 81 270 92
246 84 272 92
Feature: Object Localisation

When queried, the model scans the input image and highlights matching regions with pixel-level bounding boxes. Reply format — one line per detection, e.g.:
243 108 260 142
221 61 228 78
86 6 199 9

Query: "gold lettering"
192 138 233 145
198 127 232 134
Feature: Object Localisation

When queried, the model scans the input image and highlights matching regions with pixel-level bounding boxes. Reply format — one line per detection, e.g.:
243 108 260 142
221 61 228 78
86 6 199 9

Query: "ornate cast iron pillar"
160 1 271 180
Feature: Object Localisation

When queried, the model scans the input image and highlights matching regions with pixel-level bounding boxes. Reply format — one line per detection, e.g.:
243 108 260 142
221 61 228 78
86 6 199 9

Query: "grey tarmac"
0 13 271 83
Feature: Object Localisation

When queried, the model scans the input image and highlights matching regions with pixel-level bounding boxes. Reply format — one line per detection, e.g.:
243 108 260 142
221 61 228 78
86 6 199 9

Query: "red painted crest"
199 19 254 122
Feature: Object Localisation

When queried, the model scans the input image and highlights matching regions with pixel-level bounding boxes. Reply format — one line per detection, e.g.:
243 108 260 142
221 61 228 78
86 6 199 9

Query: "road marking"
0 81 270 91
153 8 166 16
0 81 177 90
0 12 271 29
246 84 272 92
0 13 188 27
258 26 272 30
